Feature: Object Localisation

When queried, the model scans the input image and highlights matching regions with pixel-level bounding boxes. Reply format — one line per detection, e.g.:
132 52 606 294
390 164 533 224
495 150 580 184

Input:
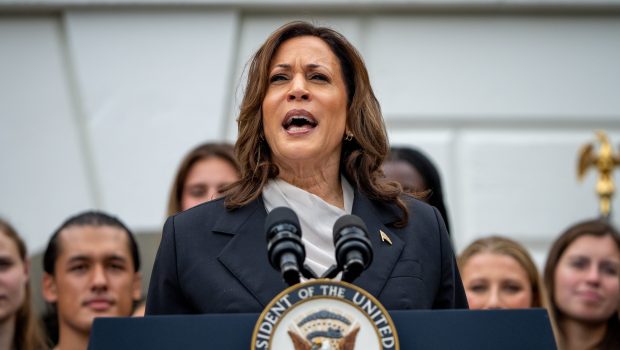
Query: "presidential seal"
251 279 399 350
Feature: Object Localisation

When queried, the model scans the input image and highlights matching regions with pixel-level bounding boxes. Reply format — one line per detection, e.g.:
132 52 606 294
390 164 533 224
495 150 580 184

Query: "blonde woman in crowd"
458 235 544 309
0 218 46 350
544 219 620 350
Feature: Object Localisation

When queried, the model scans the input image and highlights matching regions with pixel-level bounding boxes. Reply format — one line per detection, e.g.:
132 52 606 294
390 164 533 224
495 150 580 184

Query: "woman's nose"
287 75 310 101
585 266 602 286
485 288 502 309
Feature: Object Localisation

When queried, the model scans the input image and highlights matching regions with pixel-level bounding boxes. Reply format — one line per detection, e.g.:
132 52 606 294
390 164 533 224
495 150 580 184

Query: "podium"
88 309 556 349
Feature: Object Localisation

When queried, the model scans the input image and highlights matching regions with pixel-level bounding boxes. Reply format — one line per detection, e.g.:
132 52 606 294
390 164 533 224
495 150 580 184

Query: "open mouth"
282 110 318 132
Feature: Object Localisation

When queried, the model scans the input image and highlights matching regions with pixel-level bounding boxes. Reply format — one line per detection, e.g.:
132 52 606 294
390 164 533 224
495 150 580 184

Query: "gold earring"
344 132 354 141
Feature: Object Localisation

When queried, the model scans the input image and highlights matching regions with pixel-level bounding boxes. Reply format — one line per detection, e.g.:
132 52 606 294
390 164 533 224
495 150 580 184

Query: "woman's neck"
559 318 607 350
0 315 16 350
276 158 344 209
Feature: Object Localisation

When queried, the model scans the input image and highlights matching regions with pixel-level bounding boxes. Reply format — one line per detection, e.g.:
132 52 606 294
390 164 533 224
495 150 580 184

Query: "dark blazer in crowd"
146 189 468 314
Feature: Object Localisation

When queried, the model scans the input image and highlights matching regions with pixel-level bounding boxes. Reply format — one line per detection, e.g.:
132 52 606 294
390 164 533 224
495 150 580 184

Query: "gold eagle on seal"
287 309 361 350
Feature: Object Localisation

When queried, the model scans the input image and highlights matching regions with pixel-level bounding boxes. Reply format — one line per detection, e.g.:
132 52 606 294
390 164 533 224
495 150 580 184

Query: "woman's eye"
468 285 487 293
0 259 14 271
187 186 206 198
503 284 524 293
269 74 287 83
190 189 206 197
310 73 329 82
569 258 589 270
600 262 619 276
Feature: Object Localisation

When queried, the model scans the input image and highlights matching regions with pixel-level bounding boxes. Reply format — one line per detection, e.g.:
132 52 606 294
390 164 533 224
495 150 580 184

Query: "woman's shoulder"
176 196 227 217
389 193 446 236
360 191 440 229
166 197 229 234
169 196 263 233
399 193 439 219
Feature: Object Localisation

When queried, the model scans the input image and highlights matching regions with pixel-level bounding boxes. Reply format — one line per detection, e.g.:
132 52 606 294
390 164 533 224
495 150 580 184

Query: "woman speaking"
146 21 467 314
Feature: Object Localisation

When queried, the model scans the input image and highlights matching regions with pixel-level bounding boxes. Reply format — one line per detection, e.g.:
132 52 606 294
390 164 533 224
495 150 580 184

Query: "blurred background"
1 0 620 310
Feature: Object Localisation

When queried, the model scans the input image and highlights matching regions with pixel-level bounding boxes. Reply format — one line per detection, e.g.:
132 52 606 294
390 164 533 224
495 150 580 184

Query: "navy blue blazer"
145 189 467 315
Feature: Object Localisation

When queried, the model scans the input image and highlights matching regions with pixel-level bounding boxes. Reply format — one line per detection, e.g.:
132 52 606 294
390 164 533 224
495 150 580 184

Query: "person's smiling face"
554 234 620 323
262 35 348 171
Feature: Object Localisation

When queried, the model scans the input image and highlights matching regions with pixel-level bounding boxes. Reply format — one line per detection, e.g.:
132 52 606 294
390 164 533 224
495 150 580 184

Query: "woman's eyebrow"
273 63 291 70
272 63 327 70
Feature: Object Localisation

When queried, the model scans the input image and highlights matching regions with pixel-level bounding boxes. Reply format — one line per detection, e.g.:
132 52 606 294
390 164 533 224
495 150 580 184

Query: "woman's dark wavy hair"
225 21 408 226
387 146 450 232
543 219 620 350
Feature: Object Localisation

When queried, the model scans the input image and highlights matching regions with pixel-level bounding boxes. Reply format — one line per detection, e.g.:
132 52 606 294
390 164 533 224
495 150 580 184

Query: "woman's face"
0 231 28 323
554 234 620 324
181 157 240 211
262 35 348 171
382 160 427 194
462 252 534 309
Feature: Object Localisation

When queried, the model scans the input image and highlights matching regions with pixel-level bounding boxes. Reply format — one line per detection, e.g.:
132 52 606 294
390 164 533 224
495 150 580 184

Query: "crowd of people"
1 20 619 350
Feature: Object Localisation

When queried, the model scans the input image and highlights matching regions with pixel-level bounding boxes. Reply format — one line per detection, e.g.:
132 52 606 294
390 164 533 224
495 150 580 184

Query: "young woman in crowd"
458 235 543 309
167 142 240 215
544 219 620 350
0 218 46 350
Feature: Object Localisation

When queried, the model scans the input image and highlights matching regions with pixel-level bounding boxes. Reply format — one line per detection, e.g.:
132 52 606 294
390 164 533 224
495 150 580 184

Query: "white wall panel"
64 10 239 229
455 129 620 266
0 16 93 253
365 16 620 120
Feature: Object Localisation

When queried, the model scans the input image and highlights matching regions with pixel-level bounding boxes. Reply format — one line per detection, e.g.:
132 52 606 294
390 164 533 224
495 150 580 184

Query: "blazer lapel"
213 191 404 306
351 190 404 298
214 197 288 308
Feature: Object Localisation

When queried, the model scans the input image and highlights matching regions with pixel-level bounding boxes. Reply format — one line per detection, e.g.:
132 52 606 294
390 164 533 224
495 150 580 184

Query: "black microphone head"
332 214 373 282
265 207 301 241
265 207 305 285
332 214 368 244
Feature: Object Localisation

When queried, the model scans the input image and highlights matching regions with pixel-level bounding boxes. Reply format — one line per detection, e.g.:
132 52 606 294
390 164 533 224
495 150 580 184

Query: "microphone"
265 207 306 286
332 215 373 283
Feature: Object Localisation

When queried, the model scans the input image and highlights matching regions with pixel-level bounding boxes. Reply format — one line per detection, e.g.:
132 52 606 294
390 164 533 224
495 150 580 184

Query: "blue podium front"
88 309 557 349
